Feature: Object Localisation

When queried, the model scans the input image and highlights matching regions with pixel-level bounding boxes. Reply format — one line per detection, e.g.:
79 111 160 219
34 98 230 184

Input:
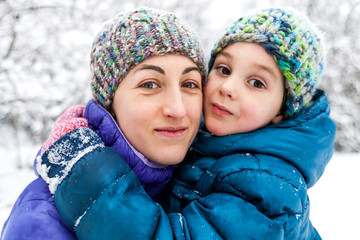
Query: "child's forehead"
216 42 271 61
216 49 233 59
215 42 282 78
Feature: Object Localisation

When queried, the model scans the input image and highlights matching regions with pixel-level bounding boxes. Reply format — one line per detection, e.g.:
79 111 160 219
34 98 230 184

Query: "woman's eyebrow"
183 67 200 75
136 64 165 74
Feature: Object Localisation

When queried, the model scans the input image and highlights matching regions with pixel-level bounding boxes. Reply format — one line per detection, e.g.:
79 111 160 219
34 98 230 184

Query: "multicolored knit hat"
90 8 206 111
209 7 325 118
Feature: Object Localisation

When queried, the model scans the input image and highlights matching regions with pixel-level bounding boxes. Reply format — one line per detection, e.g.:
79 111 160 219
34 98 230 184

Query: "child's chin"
205 121 226 136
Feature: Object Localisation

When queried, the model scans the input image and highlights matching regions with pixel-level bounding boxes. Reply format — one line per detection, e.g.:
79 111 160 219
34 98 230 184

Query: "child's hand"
41 105 88 154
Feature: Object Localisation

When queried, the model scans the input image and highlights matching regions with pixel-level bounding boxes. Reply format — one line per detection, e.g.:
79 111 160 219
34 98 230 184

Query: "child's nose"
220 78 238 100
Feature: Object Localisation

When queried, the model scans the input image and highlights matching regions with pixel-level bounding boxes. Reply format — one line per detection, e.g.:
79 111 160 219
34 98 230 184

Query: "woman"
0 8 206 239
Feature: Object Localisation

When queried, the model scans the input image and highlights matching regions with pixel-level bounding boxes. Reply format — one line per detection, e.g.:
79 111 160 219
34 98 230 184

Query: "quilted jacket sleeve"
38 127 320 239
37 127 173 239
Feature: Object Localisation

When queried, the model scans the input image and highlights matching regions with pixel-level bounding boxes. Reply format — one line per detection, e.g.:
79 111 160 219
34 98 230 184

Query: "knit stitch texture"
209 7 325 118
91 8 206 111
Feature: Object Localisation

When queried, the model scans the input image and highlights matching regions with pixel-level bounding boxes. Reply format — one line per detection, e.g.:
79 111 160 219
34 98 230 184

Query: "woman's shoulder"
1 177 76 239
9 177 53 208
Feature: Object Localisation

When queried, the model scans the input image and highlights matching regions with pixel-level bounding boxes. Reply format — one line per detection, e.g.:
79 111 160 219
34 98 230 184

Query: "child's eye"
182 82 199 89
249 79 265 89
140 81 160 89
216 66 231 75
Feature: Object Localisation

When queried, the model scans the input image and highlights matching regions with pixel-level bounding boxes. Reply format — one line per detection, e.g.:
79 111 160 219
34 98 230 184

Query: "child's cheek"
241 101 265 125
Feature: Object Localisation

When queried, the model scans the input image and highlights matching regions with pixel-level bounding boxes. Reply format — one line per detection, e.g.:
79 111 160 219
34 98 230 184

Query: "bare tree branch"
344 0 360 35
0 4 63 22
3 27 16 59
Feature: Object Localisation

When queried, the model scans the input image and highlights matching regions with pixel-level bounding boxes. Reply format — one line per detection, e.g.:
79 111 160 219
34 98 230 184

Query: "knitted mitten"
41 105 88 154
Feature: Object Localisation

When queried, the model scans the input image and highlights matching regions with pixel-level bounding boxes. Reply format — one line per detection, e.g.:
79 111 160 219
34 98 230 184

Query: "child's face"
112 54 203 165
204 42 284 136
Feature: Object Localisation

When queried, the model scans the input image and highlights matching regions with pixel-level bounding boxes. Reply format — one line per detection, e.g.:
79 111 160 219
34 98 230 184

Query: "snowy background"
1 0 359 239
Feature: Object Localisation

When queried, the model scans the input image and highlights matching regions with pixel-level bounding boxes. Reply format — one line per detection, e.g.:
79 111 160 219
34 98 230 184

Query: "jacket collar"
84 100 174 199
194 90 336 187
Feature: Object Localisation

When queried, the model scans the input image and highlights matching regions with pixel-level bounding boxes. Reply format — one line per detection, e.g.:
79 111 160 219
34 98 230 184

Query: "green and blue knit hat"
91 8 207 111
209 7 325 118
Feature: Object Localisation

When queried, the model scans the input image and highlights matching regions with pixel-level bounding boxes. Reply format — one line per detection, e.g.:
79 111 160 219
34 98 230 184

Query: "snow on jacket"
1 99 174 239
24 89 335 239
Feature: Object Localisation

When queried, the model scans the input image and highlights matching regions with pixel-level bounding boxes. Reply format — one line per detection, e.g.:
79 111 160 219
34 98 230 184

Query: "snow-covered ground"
0 151 359 239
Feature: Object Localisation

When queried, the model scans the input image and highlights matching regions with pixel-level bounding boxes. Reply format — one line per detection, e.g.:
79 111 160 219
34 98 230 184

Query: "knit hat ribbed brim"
91 8 207 111
209 7 325 118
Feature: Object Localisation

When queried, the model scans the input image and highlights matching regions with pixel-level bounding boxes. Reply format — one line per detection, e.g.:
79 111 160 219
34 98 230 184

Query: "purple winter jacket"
1 100 174 239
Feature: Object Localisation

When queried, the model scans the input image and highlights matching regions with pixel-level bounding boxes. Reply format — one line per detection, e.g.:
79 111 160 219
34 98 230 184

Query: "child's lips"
212 103 233 116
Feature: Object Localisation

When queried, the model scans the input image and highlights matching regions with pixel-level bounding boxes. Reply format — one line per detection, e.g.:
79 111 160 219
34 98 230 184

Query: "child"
165 7 336 239
12 7 335 240
0 8 206 239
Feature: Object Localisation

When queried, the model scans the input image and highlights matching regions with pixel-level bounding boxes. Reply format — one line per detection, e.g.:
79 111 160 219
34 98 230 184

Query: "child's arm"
38 127 319 239
37 127 174 239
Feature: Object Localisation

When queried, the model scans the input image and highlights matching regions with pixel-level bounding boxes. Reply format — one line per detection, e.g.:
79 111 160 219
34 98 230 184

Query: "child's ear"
271 114 283 124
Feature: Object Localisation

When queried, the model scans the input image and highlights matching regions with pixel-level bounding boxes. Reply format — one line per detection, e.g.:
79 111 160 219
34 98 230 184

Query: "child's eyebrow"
136 64 165 74
219 50 279 79
217 51 232 59
253 63 278 78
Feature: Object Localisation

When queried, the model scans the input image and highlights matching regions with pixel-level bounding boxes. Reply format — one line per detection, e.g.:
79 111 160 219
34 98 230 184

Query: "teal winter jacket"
165 90 335 239
39 90 335 239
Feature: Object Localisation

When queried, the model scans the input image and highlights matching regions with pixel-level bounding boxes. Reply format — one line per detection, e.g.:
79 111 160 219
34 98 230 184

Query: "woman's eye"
140 82 159 89
249 79 265 89
216 66 231 75
182 82 199 89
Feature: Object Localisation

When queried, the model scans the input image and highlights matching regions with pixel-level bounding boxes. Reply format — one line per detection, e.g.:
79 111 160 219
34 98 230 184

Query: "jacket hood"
193 89 335 188
84 100 174 199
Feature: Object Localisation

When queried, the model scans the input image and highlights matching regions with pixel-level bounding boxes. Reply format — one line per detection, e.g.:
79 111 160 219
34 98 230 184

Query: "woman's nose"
162 89 186 119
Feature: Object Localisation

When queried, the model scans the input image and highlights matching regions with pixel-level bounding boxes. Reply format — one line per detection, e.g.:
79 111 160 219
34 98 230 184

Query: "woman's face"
112 54 203 165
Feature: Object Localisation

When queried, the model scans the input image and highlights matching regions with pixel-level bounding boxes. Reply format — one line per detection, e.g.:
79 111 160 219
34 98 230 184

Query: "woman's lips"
155 127 186 138
212 103 232 116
